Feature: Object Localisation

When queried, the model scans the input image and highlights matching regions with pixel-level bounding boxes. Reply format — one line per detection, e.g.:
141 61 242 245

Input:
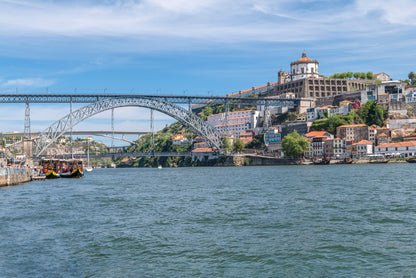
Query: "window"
301 68 305 74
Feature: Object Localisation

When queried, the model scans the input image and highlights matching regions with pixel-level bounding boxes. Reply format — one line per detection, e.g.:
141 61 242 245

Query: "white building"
352 140 373 157
374 72 391 82
289 52 320 82
207 109 261 136
375 141 416 157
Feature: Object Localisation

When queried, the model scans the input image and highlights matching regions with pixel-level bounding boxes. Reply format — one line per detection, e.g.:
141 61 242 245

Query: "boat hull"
60 168 84 178
45 171 60 179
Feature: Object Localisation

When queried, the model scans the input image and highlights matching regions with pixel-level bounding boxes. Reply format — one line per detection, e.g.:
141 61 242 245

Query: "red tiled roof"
191 147 215 153
376 141 416 148
297 57 312 62
354 140 373 145
305 131 332 138
338 124 368 128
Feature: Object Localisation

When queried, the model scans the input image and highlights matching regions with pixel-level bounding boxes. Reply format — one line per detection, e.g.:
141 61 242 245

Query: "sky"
0 0 415 144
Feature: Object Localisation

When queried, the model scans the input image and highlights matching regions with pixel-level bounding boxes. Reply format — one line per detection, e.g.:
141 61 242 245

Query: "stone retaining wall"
0 167 31 186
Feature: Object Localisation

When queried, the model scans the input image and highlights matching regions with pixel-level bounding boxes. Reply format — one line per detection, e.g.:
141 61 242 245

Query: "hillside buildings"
207 109 262 137
275 52 367 98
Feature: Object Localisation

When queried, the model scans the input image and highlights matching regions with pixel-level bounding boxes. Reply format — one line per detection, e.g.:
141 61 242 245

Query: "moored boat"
406 157 416 163
313 157 330 165
45 170 60 179
60 167 84 178
41 158 84 179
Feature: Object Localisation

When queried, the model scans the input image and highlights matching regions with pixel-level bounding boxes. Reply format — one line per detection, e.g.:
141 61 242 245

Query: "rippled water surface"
1 164 416 277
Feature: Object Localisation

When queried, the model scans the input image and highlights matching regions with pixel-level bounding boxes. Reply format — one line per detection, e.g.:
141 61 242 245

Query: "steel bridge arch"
34 97 222 156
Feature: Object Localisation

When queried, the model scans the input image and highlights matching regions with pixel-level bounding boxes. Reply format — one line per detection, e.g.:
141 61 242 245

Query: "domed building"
289 52 319 81
275 52 367 99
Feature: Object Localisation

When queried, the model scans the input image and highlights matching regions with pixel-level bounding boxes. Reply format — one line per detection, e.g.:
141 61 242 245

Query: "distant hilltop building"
373 72 391 82
276 52 367 99
288 52 320 82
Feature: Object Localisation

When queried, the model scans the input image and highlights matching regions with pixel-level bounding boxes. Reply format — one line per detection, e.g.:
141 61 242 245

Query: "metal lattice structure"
0 93 303 107
34 97 222 156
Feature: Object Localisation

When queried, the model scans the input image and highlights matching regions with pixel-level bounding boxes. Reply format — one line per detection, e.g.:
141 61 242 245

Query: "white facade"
375 141 416 157
289 52 320 82
353 141 373 157
207 110 261 136
374 72 391 82
307 107 318 121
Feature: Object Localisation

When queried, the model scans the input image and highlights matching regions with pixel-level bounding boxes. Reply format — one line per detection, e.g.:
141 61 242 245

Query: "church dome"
297 52 312 62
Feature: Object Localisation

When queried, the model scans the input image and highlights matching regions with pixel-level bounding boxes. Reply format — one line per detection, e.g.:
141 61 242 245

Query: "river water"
1 164 416 277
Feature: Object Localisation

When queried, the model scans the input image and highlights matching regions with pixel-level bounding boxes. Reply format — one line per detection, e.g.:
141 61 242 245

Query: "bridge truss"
0 93 302 107
34 97 222 156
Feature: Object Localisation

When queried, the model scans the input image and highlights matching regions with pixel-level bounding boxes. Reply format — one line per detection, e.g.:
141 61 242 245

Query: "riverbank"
0 167 31 187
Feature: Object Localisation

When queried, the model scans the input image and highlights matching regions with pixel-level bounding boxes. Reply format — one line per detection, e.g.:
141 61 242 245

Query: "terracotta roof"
191 147 215 153
172 134 184 140
305 131 332 138
226 82 278 97
194 142 207 146
207 115 251 122
376 141 416 148
215 122 250 128
354 140 373 145
378 133 387 137
337 124 368 128
297 56 312 62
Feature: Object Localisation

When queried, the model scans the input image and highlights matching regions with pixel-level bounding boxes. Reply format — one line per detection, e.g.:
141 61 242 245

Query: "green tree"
339 72 347 79
326 114 349 134
233 138 245 152
222 136 232 152
366 71 374 80
360 72 367 79
409 72 415 85
282 130 309 158
357 100 387 126
245 133 265 149
347 72 354 79
201 105 213 120
354 72 361 79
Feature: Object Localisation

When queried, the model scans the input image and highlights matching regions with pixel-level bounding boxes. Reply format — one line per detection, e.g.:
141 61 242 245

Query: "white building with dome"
288 52 320 81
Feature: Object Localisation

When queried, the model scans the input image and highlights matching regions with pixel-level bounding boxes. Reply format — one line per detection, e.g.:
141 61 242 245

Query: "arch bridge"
34 97 222 156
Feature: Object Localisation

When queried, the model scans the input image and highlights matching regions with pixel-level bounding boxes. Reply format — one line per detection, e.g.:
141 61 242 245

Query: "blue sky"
0 0 415 143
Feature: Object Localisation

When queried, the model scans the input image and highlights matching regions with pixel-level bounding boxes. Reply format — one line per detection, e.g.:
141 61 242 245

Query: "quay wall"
0 167 31 186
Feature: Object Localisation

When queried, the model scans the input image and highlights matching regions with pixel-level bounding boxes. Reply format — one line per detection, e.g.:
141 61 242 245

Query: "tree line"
329 72 373 80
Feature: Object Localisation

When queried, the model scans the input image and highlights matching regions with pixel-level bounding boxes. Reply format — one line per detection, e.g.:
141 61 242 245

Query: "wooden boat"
41 158 84 179
406 157 416 163
313 157 330 165
45 170 60 179
334 157 353 164
60 167 84 178
59 159 84 178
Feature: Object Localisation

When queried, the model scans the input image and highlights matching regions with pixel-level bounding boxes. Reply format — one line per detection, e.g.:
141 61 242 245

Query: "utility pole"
150 109 154 156
111 108 114 152
70 95 73 159
224 99 229 136
24 100 31 157
24 101 31 140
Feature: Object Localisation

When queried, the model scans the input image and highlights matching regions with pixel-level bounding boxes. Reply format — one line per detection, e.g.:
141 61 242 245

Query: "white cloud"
1 78 55 88
0 0 371 43
356 0 416 25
